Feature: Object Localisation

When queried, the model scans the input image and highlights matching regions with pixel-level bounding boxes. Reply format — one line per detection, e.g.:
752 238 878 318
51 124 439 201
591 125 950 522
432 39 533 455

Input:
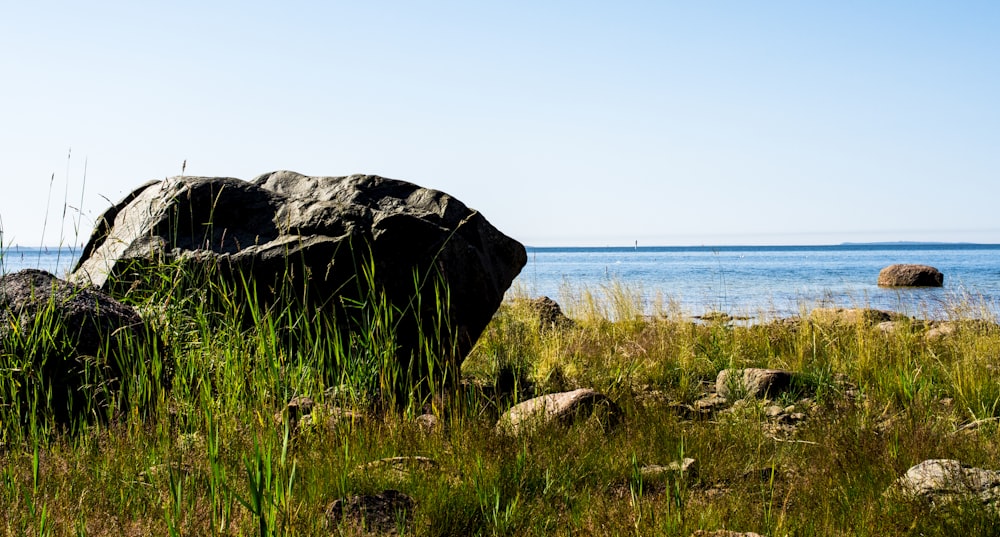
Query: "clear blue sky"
2 2 998 247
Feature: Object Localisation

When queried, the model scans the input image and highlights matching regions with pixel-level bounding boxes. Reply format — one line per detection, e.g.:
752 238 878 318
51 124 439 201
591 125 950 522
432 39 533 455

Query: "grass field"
2 262 1000 536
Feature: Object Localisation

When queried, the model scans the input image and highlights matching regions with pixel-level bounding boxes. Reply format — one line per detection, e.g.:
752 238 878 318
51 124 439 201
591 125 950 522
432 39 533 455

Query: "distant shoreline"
525 242 1000 252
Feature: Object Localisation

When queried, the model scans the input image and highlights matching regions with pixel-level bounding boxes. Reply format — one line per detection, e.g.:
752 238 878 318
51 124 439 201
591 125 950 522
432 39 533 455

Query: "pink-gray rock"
878 264 944 287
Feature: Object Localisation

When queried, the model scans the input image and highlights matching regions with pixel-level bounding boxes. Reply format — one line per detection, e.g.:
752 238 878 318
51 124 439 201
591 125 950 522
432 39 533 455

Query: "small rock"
809 307 897 325
275 397 365 433
888 459 1000 509
414 413 441 433
716 368 795 400
641 458 698 480
764 405 784 418
176 432 205 452
666 402 704 420
695 311 732 323
519 296 574 330
308 406 365 430
496 388 621 435
693 394 729 412
325 489 415 535
877 320 903 335
690 530 765 537
140 462 194 483
274 395 317 426
352 456 439 481
925 321 959 342
878 264 944 287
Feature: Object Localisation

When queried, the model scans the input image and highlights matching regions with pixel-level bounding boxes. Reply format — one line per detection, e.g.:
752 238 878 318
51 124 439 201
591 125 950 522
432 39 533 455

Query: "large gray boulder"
0 269 151 423
878 264 944 287
71 172 526 380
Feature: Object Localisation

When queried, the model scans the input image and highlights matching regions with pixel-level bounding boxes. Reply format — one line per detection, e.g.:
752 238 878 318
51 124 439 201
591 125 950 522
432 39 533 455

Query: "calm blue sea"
515 244 1000 319
1 246 81 278
5 244 999 320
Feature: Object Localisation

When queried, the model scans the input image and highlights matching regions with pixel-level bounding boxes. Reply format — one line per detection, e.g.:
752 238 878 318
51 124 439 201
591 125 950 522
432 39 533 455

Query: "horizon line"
6 240 1000 251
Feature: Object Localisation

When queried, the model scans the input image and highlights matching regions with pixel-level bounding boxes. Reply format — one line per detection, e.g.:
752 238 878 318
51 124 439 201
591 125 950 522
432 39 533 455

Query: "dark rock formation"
71 171 526 389
878 264 944 287
520 296 574 330
0 269 151 423
325 489 415 534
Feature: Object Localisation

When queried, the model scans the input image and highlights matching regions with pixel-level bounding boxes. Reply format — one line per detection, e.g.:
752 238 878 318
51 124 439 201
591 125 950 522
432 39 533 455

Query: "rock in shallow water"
878 264 944 287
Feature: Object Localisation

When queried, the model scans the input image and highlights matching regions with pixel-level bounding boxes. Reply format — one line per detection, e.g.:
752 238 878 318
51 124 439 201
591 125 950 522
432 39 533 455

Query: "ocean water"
514 244 1000 320
5 244 999 320
1 246 81 278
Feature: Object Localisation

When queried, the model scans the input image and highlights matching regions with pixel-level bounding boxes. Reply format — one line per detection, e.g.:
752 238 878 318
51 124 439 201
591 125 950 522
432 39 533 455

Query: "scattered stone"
690 531 765 537
306 406 365 431
496 388 621 435
888 459 1000 509
641 458 698 480
954 417 1000 434
764 405 784 418
140 462 195 483
71 172 527 385
695 311 732 323
274 396 365 433
635 388 672 407
877 320 900 334
176 432 205 452
352 456 439 481
414 413 441 434
665 402 704 420
809 307 898 326
274 395 317 426
924 321 959 342
742 466 782 483
519 296 574 330
325 489 415 535
693 394 729 412
878 264 944 287
716 368 795 400
0 269 155 424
